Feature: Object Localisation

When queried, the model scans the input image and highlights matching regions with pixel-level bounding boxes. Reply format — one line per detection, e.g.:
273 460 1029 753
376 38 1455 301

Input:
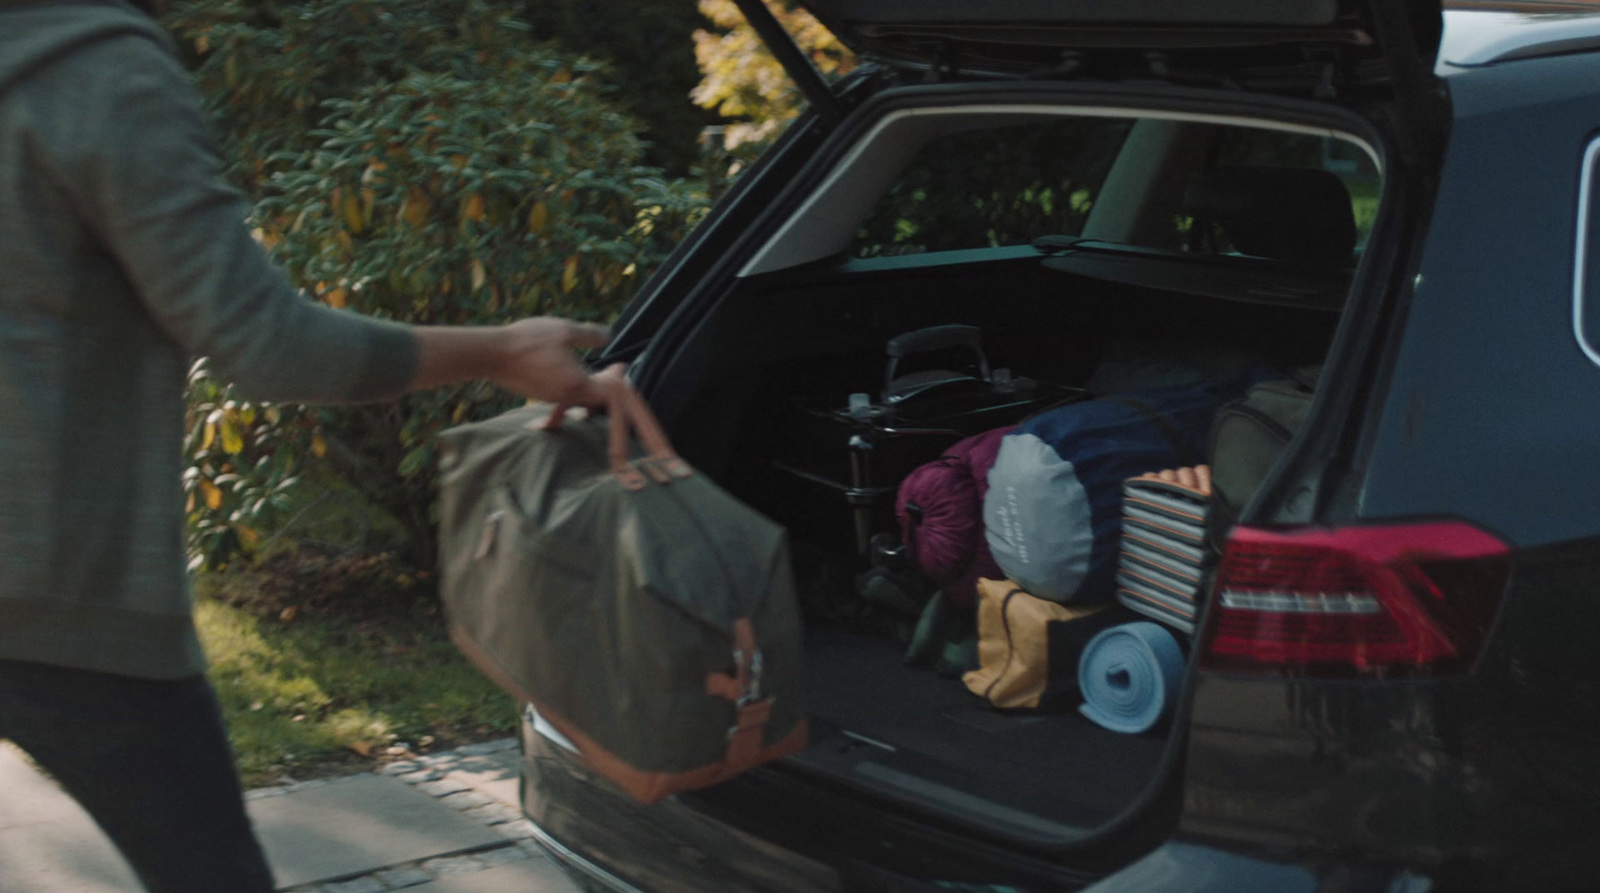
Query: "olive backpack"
1206 367 1320 552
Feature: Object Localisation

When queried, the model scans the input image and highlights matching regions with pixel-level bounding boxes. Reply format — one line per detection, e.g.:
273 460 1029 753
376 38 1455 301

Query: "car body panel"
1441 4 1600 66
1359 50 1600 548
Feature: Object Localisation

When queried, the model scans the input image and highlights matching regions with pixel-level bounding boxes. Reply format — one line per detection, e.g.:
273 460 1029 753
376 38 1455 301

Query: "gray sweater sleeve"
44 36 418 404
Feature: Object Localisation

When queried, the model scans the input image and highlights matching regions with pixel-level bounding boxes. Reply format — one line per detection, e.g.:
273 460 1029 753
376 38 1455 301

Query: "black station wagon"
510 2 1600 890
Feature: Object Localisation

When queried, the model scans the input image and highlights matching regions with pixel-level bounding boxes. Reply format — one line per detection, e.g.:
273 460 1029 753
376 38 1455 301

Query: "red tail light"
1199 522 1512 675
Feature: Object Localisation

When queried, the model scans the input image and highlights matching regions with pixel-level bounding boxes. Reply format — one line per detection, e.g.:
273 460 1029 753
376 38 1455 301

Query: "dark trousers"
0 659 276 892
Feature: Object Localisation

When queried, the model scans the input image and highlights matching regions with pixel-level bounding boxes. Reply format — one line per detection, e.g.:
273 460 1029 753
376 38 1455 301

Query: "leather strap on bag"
543 365 693 490
704 618 773 764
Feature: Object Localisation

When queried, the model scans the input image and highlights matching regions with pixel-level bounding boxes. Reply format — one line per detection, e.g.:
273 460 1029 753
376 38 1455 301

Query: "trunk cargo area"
654 252 1345 839
802 626 1167 833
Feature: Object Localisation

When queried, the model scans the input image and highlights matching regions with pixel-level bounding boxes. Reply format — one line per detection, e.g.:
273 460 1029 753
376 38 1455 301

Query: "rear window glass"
1206 127 1382 251
849 118 1133 258
847 116 1378 267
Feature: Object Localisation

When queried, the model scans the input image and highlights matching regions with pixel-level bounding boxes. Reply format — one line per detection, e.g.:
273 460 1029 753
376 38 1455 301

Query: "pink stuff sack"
895 426 1014 611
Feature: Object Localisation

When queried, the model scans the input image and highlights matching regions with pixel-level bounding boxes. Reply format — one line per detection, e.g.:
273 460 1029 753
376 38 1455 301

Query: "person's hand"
541 362 630 430
409 317 610 405
488 318 610 406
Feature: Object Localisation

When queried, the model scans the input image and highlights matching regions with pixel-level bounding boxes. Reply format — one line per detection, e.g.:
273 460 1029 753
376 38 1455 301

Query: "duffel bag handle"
608 378 693 489
546 364 692 490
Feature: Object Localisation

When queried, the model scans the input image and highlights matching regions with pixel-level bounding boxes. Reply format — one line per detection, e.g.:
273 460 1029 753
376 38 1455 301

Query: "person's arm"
47 36 617 408
47 36 416 404
412 318 611 405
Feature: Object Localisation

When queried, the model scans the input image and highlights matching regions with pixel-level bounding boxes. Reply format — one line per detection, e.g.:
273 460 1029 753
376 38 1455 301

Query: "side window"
1193 127 1383 253
1577 138 1600 366
849 118 1133 258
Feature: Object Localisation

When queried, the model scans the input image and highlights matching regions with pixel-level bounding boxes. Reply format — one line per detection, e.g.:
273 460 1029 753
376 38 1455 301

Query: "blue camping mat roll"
1077 622 1187 734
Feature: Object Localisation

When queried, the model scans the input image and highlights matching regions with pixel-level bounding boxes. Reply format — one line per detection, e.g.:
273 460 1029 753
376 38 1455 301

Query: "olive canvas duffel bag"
437 379 807 804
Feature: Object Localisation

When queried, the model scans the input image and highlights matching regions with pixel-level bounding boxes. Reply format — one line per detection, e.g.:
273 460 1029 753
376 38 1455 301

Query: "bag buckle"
726 647 768 742
734 648 764 707
615 465 649 492
708 620 769 742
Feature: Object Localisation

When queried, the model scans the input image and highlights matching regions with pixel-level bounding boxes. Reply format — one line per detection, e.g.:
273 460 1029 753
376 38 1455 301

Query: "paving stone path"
261 739 579 893
0 738 584 892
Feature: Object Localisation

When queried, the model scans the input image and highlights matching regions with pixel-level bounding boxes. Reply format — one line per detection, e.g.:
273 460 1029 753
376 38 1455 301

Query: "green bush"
167 0 708 570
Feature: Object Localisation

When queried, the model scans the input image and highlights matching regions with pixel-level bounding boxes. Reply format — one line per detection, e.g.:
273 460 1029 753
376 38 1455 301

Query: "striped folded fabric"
1116 466 1211 634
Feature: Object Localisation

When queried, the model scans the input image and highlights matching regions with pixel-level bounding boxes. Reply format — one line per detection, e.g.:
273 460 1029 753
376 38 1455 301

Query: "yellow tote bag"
963 578 1108 710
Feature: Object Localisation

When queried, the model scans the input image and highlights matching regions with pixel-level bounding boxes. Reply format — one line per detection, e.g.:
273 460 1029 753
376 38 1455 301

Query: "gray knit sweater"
0 0 419 678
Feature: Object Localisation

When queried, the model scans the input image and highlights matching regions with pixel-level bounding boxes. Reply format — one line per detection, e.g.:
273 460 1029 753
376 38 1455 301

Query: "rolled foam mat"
1077 622 1187 734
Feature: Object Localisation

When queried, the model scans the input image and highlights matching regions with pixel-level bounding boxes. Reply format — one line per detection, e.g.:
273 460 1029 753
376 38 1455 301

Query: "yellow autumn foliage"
692 0 856 151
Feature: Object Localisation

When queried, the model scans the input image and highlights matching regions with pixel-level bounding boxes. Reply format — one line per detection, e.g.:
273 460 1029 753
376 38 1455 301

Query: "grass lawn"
194 555 518 788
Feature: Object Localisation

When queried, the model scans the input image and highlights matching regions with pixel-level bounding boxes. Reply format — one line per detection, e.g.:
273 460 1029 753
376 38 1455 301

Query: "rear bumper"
517 707 847 893
519 707 1463 893
1078 841 1428 893
517 707 1123 892
522 721 1451 893
522 817 646 893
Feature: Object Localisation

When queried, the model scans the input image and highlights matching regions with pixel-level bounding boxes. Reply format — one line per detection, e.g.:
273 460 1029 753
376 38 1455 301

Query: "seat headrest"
1183 166 1357 266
